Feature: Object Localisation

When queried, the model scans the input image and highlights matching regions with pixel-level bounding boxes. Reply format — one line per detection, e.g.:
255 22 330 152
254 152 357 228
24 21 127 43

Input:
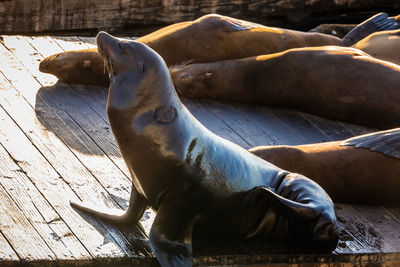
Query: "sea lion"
250 128 400 206
309 23 356 38
171 46 400 129
39 13 400 86
70 32 339 266
352 29 400 65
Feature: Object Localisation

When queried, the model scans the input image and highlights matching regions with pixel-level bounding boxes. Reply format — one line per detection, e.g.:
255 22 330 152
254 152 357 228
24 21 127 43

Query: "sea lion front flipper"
343 13 400 45
70 185 148 232
149 196 199 267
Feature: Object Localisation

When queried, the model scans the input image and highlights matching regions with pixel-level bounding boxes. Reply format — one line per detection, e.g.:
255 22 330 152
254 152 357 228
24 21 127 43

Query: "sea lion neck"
107 65 180 122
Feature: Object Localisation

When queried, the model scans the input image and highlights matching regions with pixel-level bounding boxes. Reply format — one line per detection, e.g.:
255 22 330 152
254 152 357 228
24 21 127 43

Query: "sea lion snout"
171 65 215 98
96 31 117 59
39 53 67 74
38 55 53 72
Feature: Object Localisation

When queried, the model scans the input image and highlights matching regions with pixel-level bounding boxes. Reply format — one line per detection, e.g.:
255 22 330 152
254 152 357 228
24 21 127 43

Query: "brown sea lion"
39 13 399 86
250 128 400 206
352 29 400 65
171 46 400 129
70 32 339 266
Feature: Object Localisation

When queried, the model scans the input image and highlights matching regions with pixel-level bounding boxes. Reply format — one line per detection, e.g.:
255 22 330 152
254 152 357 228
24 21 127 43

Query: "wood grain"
0 0 398 33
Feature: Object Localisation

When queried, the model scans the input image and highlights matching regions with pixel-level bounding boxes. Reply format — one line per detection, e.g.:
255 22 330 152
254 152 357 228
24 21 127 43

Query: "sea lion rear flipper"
149 196 199 267
243 176 338 251
70 186 148 232
340 128 400 159
343 13 400 45
244 185 320 220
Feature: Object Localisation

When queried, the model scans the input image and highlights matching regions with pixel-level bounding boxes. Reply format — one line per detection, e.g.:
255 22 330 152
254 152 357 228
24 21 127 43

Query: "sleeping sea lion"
352 29 400 65
39 13 400 86
70 32 339 266
250 128 400 206
171 46 400 129
309 23 356 38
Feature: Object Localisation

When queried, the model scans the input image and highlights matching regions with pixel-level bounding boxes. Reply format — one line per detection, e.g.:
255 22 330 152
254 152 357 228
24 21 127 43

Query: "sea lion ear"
138 62 144 73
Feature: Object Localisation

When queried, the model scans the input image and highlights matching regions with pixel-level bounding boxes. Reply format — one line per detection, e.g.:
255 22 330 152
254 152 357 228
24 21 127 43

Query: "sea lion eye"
118 41 129 52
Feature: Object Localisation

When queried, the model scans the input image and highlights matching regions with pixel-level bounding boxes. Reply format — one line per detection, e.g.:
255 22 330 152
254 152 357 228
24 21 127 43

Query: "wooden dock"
0 35 399 266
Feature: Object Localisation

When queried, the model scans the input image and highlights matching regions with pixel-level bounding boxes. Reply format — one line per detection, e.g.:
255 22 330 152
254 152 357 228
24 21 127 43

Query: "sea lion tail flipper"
149 196 200 267
70 201 145 233
343 12 400 45
70 188 148 232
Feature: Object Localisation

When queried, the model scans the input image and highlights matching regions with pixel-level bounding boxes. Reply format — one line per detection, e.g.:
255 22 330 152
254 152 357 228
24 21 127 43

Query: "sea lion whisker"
169 59 194 74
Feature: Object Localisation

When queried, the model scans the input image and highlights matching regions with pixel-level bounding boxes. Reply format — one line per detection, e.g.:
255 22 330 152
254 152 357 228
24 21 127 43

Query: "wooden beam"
0 0 398 33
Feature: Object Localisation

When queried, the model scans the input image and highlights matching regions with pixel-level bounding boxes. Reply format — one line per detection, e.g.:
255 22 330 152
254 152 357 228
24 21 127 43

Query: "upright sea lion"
171 46 400 129
250 128 400 206
39 13 400 86
70 32 339 266
352 29 400 65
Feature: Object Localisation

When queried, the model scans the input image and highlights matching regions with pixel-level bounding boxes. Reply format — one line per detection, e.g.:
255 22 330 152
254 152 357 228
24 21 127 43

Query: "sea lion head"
96 31 174 113
39 49 109 86
170 63 216 99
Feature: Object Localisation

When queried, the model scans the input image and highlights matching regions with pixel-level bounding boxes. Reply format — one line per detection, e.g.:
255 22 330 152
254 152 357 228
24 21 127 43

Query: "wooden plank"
352 205 400 251
235 104 306 146
339 121 376 136
0 179 55 261
0 43 144 258
205 100 276 147
0 0 397 33
52 36 90 51
183 99 250 148
77 37 97 47
299 112 355 141
334 204 394 253
0 136 89 261
270 108 332 144
0 231 18 262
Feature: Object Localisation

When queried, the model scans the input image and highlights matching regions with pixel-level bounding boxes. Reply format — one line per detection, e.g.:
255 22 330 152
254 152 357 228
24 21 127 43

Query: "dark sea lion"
70 32 339 266
250 128 400 206
39 13 399 86
352 29 400 65
309 23 356 38
171 46 400 129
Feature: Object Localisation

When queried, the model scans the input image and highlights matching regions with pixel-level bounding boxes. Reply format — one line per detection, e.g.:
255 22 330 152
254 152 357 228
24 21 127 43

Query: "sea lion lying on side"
39 13 400 87
250 128 400 206
352 29 400 65
70 32 339 266
171 46 400 129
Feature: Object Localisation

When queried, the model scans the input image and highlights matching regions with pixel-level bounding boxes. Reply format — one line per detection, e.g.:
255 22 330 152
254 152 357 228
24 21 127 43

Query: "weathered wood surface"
0 0 399 34
0 35 398 266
